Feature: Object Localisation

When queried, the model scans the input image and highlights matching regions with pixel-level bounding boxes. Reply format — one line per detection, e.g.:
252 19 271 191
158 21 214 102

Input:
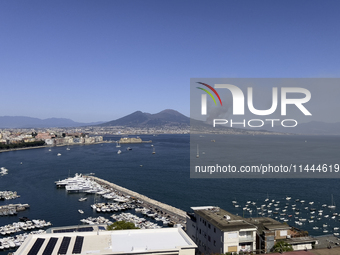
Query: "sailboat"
328 194 336 209
196 144 199 158
116 141 121 148
152 147 156 154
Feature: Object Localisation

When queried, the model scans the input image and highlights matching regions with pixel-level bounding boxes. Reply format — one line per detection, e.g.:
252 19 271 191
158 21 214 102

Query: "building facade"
186 206 257 254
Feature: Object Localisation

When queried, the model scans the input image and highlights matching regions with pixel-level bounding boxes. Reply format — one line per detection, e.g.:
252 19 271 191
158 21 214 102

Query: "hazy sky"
1 0 340 122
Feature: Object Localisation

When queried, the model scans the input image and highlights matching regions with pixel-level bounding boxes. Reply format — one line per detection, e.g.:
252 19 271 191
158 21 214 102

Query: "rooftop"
191 206 257 232
247 217 291 232
14 227 197 255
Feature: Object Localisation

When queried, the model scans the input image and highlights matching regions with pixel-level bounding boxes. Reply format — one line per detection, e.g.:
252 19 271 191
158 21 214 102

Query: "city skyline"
1 0 340 122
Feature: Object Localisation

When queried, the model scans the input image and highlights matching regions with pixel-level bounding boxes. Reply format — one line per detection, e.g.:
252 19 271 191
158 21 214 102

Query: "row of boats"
56 173 107 194
0 203 30 216
0 230 45 251
0 219 52 236
135 207 171 226
80 216 112 225
91 202 135 212
0 191 20 200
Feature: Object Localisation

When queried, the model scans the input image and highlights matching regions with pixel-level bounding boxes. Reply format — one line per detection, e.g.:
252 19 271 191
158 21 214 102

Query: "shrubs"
107 221 139 230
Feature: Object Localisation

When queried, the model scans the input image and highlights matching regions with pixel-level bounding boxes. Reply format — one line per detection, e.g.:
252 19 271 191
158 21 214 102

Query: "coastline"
0 140 114 153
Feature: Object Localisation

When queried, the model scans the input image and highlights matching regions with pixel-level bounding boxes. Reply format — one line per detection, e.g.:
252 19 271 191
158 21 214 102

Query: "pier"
88 176 187 227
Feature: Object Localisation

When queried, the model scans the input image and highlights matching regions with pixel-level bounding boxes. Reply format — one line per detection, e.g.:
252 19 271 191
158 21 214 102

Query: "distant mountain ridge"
0 116 103 128
100 109 190 127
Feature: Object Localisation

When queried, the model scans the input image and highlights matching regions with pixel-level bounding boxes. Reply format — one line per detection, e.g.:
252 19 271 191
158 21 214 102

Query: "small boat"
66 147 70 151
78 209 84 214
196 144 199 158
116 142 121 148
152 147 155 154
57 153 61 156
117 150 121 154
126 147 132 151
79 197 87 202
328 195 336 209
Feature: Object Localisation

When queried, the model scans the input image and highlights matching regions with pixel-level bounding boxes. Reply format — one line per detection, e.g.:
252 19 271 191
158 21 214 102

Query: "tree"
107 221 139 231
271 241 293 253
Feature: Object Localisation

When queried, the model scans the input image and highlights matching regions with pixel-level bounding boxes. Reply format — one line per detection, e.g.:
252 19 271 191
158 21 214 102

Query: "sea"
1 134 340 254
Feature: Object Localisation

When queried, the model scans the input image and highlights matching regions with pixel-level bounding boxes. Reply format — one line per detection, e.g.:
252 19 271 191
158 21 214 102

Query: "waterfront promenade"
89 176 187 227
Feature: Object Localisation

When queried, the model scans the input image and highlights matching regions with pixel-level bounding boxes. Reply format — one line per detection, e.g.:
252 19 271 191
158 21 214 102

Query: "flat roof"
191 206 257 232
247 217 291 231
14 227 197 255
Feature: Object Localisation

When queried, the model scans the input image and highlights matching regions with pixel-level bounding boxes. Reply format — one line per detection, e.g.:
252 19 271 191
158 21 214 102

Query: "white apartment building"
186 206 257 254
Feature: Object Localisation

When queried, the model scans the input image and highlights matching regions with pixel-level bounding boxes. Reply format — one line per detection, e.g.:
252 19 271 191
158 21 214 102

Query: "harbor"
55 174 187 228
89 176 187 226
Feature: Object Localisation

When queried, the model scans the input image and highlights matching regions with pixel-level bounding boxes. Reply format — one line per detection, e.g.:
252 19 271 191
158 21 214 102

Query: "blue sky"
1 0 340 122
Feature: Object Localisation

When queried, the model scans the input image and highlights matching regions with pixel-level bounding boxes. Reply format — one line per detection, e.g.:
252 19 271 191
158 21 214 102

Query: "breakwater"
89 176 187 226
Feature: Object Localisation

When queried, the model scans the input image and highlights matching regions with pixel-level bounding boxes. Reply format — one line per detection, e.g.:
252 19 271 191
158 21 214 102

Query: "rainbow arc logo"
196 82 222 106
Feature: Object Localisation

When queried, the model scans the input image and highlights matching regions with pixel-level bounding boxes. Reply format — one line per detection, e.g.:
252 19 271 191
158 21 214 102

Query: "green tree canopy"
107 221 139 231
271 241 293 253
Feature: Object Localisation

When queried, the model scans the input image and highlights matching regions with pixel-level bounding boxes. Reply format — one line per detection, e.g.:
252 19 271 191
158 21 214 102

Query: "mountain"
100 109 190 127
0 116 104 129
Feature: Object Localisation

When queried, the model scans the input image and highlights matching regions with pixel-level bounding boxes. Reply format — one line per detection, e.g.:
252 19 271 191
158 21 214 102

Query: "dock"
89 176 187 227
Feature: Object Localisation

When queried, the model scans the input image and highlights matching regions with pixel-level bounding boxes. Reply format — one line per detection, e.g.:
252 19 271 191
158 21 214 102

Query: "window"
214 240 216 246
208 224 211 229
280 230 287 236
214 227 216 233
208 236 211 242
199 229 201 234
228 232 238 239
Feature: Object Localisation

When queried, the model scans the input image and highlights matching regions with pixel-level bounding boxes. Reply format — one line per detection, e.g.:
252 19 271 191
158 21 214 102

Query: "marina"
55 173 187 227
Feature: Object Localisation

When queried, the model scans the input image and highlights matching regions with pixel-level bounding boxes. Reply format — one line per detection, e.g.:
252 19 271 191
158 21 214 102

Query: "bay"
1 134 340 254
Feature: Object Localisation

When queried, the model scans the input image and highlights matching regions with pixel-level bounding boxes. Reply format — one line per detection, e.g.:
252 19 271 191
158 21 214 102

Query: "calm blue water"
1 134 340 253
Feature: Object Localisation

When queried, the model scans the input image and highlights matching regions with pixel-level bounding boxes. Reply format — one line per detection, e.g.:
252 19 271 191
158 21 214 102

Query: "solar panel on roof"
27 238 45 255
58 236 71 255
72 236 84 254
77 227 93 232
42 237 58 255
53 227 94 233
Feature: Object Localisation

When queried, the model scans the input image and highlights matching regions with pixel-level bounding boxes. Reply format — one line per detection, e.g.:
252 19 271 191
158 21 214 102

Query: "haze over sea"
1 134 340 254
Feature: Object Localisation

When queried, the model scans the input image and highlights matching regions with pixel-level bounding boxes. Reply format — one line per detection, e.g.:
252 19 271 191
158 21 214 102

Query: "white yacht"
78 209 84 214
